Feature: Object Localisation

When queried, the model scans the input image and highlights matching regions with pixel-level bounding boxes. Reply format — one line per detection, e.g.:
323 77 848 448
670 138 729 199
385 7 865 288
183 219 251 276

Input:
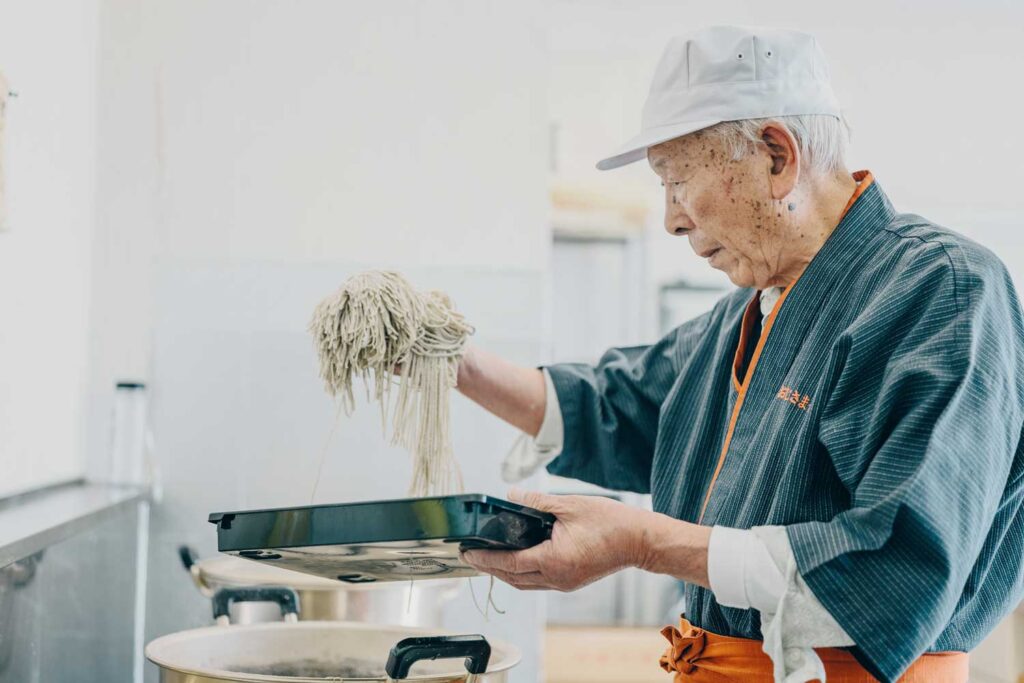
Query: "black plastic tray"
208 494 555 584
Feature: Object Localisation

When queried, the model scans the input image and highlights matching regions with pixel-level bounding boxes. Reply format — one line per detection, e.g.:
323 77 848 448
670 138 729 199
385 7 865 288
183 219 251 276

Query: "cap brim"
595 118 722 171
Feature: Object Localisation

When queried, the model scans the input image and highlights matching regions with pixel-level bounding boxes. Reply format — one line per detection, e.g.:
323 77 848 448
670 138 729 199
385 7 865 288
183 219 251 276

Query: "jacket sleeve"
544 306 717 493
786 246 1024 682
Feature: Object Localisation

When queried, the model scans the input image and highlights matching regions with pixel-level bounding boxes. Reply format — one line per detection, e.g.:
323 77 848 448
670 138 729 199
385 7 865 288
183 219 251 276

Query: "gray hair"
706 114 851 177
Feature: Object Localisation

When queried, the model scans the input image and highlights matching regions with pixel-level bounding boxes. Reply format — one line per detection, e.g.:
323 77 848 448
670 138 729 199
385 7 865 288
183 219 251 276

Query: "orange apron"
659 619 969 682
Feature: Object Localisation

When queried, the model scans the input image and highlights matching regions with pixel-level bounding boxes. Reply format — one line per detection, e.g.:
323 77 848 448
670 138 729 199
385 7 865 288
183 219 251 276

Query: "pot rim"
145 620 521 682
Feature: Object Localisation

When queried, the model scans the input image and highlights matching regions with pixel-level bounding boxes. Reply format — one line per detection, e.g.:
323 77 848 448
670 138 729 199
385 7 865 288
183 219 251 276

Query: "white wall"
88 0 552 467
0 0 98 497
547 0 1024 326
93 2 550 681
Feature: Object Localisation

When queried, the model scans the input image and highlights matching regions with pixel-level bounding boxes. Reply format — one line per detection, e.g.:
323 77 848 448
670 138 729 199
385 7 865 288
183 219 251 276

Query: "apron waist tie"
659 618 969 683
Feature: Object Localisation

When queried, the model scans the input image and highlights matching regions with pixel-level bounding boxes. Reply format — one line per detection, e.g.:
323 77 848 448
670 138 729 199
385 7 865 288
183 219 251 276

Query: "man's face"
648 130 790 289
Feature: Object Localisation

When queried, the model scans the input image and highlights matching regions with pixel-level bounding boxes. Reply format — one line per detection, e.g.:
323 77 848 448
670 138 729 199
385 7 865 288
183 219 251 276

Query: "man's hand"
461 489 711 592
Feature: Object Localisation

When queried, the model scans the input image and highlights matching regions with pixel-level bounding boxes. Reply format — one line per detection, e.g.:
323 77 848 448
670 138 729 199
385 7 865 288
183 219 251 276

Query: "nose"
664 188 694 236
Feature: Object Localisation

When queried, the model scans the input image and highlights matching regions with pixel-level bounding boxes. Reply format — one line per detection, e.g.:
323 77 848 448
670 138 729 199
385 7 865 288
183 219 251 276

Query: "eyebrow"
651 157 667 171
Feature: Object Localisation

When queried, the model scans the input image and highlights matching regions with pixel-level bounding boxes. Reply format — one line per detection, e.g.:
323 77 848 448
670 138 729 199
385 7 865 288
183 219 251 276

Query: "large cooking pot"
180 546 458 626
146 587 519 683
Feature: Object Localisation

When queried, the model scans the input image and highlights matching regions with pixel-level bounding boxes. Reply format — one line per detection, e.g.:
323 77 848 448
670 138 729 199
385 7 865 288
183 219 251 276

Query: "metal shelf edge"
0 480 148 567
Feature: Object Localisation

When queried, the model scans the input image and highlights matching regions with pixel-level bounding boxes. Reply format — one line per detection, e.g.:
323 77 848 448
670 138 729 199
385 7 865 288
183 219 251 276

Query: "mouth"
702 248 722 260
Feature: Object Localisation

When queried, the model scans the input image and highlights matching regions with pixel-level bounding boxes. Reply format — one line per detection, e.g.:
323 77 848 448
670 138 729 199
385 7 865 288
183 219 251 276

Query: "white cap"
597 25 842 171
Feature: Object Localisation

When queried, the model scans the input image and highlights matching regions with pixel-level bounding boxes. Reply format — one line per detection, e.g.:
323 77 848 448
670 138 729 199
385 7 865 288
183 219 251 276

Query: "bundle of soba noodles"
309 271 473 495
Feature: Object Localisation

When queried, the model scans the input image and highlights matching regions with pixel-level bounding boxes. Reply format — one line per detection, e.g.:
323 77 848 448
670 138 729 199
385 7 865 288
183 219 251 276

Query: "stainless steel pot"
180 546 458 626
146 587 519 683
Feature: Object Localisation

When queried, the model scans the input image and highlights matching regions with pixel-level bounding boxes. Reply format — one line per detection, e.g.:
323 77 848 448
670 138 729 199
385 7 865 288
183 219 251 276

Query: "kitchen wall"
0 0 98 497
92 1 550 681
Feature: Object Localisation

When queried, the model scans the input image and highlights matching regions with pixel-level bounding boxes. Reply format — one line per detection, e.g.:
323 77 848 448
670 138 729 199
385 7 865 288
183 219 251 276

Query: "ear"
760 123 800 201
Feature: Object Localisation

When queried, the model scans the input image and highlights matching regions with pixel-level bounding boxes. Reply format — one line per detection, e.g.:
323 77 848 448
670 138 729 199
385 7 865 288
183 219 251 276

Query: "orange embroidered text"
777 385 811 411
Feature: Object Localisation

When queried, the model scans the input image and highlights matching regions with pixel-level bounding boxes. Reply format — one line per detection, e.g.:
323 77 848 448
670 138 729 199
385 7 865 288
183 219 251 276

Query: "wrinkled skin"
651 124 856 289
462 490 647 591
462 489 711 591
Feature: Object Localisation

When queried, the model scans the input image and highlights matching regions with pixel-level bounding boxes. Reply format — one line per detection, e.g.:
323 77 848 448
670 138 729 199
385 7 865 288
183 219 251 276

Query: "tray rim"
208 493 557 527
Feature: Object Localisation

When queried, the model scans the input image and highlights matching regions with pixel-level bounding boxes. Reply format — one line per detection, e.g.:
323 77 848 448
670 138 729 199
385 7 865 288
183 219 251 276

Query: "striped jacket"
545 175 1024 682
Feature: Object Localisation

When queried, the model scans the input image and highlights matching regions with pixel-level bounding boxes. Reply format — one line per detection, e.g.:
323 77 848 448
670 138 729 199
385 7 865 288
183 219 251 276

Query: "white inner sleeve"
501 369 564 483
708 525 853 683
708 526 785 612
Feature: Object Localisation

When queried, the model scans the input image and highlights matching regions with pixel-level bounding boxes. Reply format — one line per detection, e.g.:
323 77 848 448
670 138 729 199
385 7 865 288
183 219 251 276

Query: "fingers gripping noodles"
309 271 473 496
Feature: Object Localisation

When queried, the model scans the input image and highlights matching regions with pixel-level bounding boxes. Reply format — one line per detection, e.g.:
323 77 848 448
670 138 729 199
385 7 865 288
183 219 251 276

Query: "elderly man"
455 25 1024 683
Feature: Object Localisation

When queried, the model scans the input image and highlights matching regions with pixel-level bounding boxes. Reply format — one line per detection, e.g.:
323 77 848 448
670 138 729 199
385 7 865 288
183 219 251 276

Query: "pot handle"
385 635 491 680
178 545 215 598
211 586 301 626
178 545 199 571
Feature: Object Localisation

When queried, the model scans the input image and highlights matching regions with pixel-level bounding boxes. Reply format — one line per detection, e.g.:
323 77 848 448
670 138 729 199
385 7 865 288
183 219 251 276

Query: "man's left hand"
461 489 655 592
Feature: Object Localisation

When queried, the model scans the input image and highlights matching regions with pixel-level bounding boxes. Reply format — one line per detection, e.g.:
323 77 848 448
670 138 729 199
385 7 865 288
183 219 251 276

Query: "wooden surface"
545 617 1024 683
544 625 671 683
